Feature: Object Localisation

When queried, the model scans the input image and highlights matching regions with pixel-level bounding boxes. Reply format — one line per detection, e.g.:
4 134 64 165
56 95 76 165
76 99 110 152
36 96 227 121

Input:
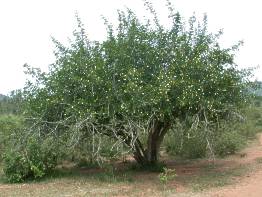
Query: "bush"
2 134 61 183
165 126 246 159
2 151 30 183
214 131 245 157
165 130 207 159
164 103 262 159
158 167 177 184
0 115 24 160
237 106 262 138
66 132 125 165
165 119 208 159
165 121 248 159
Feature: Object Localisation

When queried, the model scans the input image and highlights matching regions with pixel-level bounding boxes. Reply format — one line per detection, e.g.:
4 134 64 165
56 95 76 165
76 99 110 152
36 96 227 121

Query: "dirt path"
207 134 262 197
210 170 262 197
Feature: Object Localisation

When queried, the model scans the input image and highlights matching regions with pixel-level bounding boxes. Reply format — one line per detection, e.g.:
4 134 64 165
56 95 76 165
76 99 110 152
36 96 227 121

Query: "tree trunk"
133 119 170 166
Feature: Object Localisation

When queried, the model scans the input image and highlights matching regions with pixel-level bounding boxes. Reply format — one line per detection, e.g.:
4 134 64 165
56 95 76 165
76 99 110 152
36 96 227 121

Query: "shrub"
0 115 23 142
214 131 245 157
158 167 177 184
2 134 61 183
165 103 262 159
237 106 262 138
165 130 207 159
165 119 208 159
2 151 29 183
165 123 248 159
0 115 24 160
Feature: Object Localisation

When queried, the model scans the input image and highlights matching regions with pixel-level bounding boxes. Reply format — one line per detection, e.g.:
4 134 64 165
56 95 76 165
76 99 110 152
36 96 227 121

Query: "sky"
0 0 261 95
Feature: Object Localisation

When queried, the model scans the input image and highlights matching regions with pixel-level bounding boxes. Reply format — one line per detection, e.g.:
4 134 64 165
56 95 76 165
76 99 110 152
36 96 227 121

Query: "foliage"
214 130 245 157
253 81 262 96
22 0 252 165
238 105 262 136
158 167 177 184
165 103 262 158
0 115 24 156
70 134 125 165
0 115 72 183
0 90 24 115
2 132 62 183
165 118 207 159
0 93 7 101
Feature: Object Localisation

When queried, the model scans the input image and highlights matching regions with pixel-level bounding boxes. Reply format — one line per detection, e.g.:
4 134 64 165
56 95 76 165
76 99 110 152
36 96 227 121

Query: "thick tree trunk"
146 120 170 164
133 119 170 166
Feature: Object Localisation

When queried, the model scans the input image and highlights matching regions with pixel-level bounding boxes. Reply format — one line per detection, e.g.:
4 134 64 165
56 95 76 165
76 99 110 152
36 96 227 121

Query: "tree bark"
133 119 170 165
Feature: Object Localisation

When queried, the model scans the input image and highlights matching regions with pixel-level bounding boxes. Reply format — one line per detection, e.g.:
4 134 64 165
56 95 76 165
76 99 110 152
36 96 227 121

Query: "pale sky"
0 0 261 95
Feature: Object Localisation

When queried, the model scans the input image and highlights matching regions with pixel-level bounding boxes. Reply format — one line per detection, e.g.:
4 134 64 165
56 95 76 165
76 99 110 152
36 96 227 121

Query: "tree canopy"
23 0 252 165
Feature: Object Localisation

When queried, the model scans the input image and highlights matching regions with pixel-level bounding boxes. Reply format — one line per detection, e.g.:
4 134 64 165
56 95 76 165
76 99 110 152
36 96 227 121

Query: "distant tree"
0 90 23 115
23 0 252 165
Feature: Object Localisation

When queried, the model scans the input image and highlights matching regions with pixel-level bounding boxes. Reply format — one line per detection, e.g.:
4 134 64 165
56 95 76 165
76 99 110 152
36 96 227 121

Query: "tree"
23 0 251 166
0 90 23 115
